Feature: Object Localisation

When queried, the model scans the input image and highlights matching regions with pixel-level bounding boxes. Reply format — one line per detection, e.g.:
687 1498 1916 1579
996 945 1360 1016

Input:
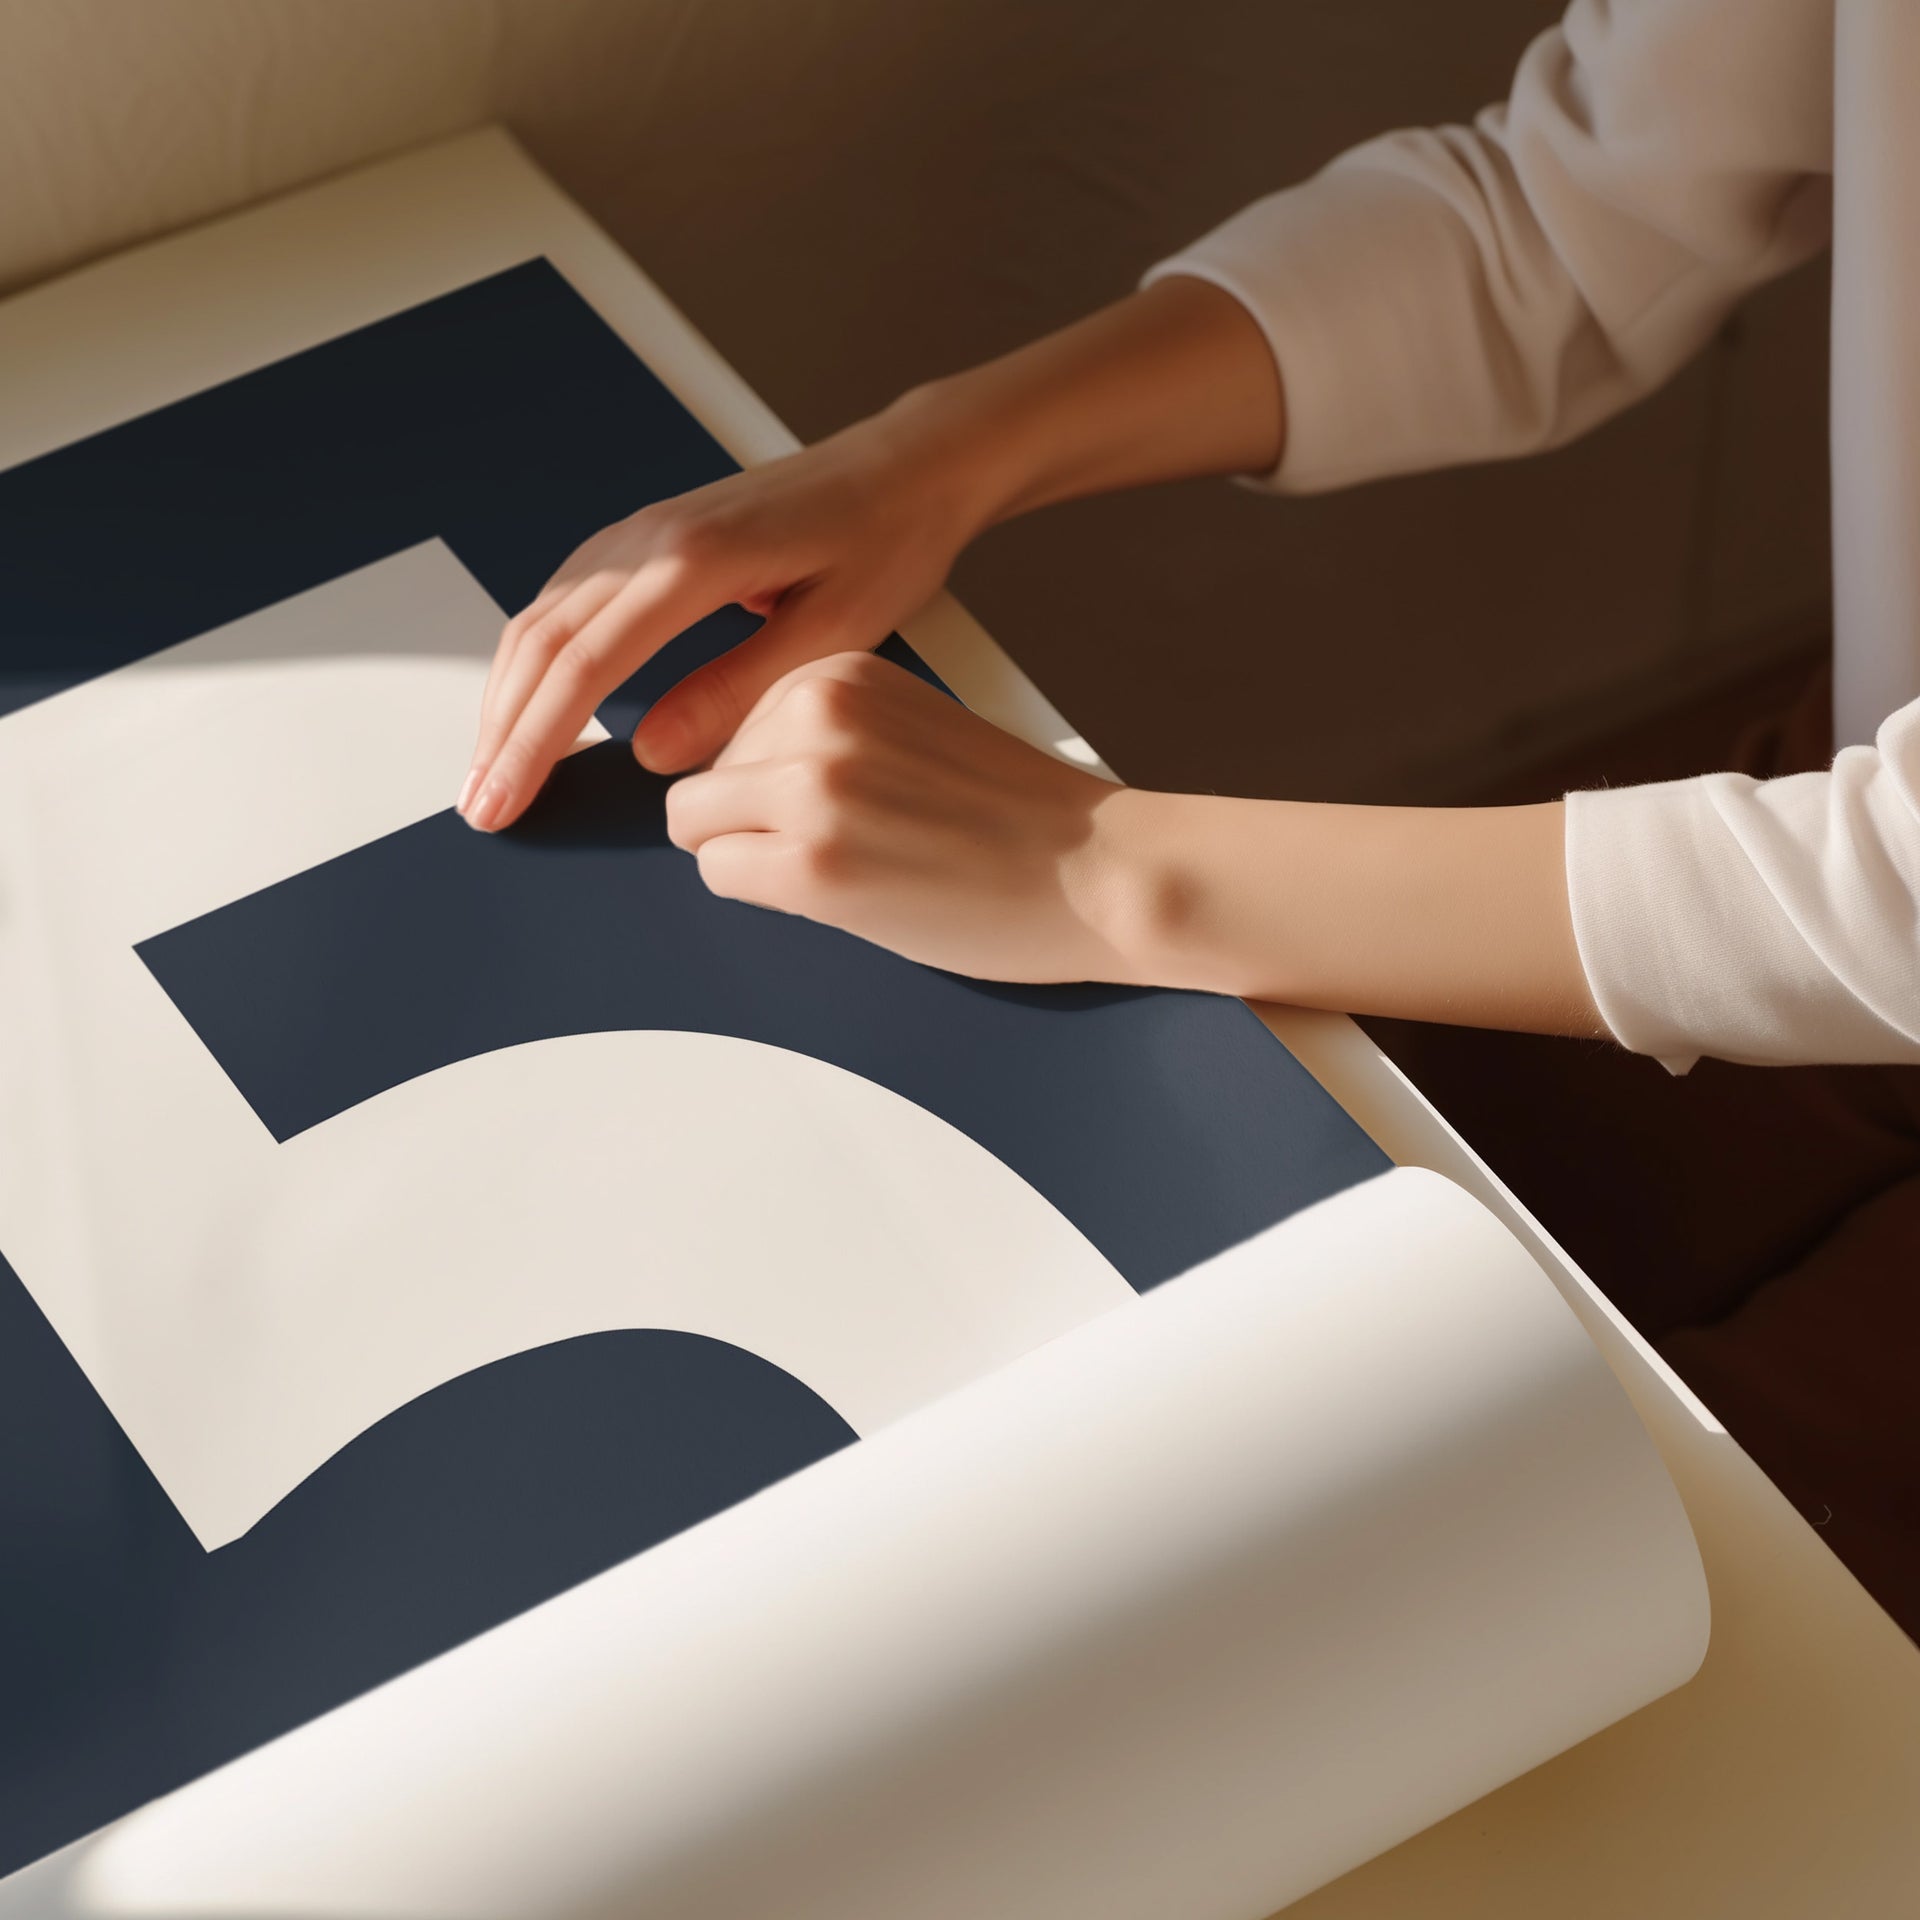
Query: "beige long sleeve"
1144 0 1833 494
1568 703 1920 1070
1147 0 1920 1070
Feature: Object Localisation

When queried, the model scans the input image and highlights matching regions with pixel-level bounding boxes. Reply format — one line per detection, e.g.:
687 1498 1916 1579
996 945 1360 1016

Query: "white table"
1 127 1914 1919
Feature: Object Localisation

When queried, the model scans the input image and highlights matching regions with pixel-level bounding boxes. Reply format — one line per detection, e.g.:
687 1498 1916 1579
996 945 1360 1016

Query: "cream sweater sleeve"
1143 0 1833 493
1567 703 1920 1072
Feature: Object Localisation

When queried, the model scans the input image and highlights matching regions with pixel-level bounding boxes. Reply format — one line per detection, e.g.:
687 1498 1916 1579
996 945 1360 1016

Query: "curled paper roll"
7 1168 1708 1919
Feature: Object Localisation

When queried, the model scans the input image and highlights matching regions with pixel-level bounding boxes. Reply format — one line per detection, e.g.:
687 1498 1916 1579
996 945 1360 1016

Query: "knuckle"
652 507 724 572
795 832 851 891
799 747 860 807
547 634 605 696
502 605 546 653
520 612 573 663
826 647 886 684
615 504 661 545
786 671 860 730
782 676 834 724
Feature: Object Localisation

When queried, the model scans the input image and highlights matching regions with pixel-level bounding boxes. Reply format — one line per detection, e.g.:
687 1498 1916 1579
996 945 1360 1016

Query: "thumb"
632 590 877 772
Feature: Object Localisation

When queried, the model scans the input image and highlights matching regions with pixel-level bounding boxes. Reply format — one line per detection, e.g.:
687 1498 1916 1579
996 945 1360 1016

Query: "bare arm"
1106 788 1598 1034
898 274 1285 521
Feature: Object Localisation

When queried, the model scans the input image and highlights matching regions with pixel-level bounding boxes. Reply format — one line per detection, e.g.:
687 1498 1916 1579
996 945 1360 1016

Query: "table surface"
1 126 1914 1920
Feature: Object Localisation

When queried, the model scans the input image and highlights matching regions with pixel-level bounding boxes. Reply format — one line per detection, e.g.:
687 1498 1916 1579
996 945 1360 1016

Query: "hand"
459 402 994 834
459 277 1287 837
663 651 1156 984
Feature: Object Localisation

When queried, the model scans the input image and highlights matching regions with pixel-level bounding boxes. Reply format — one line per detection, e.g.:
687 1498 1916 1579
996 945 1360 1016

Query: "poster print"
0 262 1386 1872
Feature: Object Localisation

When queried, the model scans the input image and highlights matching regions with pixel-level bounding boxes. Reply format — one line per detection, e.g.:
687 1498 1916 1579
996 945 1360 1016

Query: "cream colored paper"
0 546 1705 1915
3 1166 1707 1919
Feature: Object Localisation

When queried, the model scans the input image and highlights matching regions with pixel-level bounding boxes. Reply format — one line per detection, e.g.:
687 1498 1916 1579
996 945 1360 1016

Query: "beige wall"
0 0 1831 801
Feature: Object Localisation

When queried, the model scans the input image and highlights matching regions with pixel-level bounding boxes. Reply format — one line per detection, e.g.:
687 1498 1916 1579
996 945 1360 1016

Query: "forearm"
1096 788 1604 1037
879 277 1286 536
851 291 1594 1038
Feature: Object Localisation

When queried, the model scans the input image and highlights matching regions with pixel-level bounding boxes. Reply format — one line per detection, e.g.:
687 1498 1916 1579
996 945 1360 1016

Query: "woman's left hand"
662 650 1604 1037
663 652 1154 984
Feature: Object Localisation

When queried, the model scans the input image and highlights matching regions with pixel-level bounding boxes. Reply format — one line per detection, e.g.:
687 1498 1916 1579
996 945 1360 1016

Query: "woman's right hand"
458 394 995 833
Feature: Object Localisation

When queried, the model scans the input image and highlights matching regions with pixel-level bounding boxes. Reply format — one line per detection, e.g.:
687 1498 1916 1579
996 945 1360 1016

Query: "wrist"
875 366 1057 541
1083 788 1227 994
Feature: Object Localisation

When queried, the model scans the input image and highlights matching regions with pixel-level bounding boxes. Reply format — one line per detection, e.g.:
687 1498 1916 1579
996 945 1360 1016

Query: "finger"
693 830 808 913
466 572 623 803
466 557 715 832
484 580 570 716
710 648 898 773
663 761 785 854
632 590 870 775
460 582 574 809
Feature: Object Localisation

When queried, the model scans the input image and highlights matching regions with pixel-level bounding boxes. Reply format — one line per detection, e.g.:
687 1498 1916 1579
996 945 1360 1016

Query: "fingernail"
634 713 685 773
456 766 483 817
465 775 508 833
